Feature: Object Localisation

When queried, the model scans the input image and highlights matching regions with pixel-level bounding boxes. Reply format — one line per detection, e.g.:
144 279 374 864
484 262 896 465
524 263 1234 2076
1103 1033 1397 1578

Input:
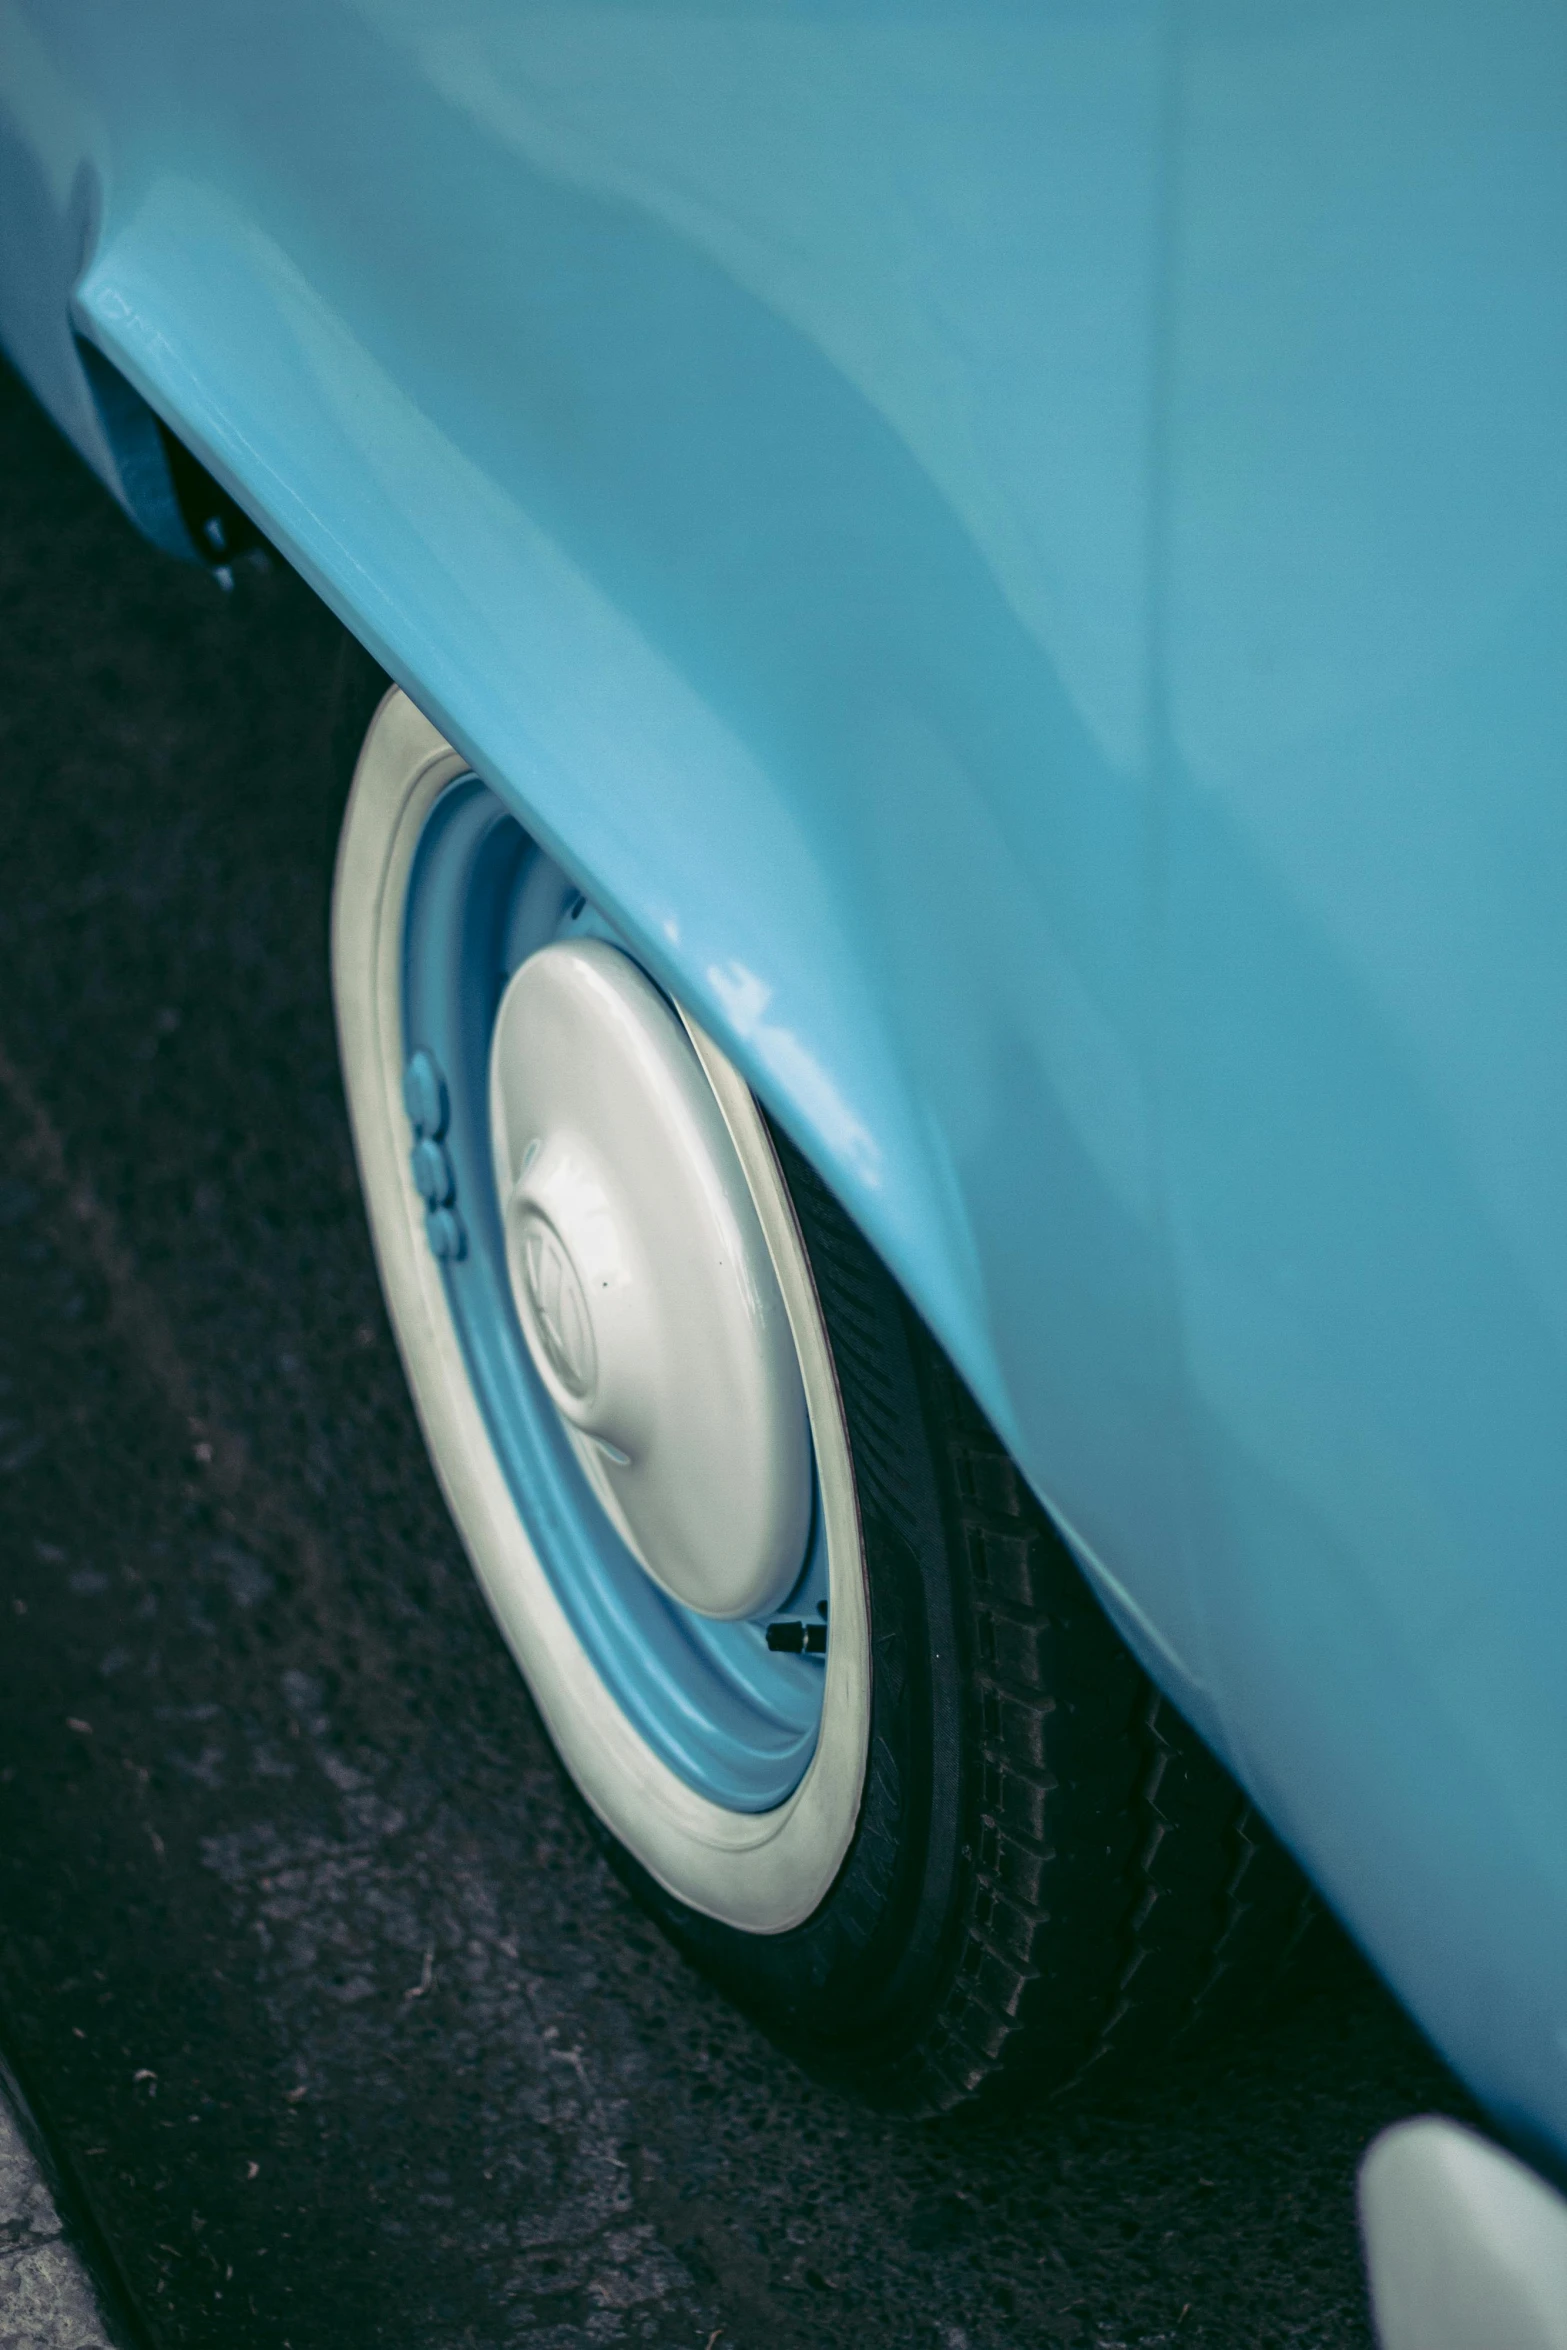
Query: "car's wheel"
331 659 1313 2114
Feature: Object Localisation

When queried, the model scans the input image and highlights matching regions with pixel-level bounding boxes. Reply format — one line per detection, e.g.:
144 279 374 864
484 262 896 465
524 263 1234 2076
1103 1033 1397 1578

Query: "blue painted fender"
1 0 1563 2171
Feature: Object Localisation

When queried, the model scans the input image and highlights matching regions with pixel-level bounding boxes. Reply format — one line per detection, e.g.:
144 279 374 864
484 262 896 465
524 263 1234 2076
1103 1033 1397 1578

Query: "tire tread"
892 1350 1314 2112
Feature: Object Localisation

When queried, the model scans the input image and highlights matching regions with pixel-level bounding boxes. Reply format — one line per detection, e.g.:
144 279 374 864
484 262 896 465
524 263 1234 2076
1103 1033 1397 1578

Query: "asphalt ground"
0 351 1469 2350
0 2066 119 2347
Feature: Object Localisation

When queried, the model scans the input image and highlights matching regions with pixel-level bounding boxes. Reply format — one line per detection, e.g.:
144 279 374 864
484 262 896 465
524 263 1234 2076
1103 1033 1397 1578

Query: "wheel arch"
64 155 1210 1745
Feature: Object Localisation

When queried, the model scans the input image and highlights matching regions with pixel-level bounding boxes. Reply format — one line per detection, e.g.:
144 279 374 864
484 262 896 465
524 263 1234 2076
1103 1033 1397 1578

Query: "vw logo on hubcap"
519 1213 598 1402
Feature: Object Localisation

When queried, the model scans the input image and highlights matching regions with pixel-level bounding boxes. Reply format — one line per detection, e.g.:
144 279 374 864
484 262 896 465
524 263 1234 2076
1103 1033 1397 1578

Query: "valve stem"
766 1616 827 1656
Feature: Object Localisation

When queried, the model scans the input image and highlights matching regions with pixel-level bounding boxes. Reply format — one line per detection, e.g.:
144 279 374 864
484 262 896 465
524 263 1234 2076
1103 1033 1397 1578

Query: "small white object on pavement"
1360 2115 1567 2350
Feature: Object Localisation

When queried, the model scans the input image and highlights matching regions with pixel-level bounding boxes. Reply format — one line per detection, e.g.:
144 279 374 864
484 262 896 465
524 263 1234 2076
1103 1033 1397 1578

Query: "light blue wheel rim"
400 776 827 1812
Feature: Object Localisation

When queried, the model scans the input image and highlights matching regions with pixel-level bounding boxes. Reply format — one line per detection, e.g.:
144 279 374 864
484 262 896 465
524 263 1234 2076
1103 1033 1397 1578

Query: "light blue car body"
2 0 1563 2174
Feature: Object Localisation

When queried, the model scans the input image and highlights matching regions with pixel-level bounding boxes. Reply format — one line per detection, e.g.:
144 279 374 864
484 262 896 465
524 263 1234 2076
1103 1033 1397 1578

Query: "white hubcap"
335 691 871 1928
488 938 813 1621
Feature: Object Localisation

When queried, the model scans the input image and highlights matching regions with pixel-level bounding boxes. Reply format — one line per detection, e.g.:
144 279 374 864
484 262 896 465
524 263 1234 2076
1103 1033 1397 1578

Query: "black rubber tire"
330 630 1315 2118
603 1133 1316 2116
